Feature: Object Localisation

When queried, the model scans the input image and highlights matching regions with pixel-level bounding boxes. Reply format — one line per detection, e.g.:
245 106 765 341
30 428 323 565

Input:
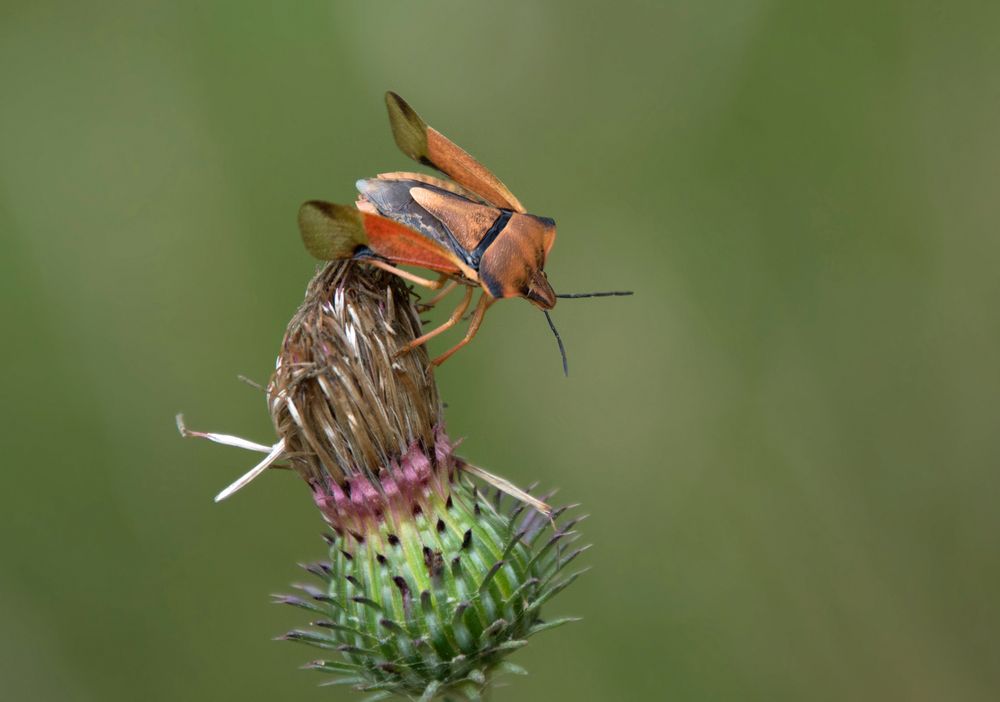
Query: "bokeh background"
2 1 999 700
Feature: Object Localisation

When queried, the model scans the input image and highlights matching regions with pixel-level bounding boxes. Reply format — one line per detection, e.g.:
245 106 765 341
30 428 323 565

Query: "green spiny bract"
278 462 587 700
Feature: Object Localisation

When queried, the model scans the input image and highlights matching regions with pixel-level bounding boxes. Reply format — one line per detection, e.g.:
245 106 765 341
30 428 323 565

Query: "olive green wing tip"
297 200 368 260
384 91 429 162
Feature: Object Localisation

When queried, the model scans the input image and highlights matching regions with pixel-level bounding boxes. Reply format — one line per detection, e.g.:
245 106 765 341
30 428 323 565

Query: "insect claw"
391 345 413 360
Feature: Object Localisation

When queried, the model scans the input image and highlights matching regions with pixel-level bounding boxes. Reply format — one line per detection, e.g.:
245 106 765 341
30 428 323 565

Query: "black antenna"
555 290 634 299
543 310 569 377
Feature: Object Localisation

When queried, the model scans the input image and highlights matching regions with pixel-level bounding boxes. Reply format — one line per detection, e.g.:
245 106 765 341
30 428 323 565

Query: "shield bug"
298 92 631 371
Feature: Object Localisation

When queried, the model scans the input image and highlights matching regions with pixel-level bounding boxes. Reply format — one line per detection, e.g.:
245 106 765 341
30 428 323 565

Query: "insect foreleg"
430 293 494 367
417 279 459 311
394 285 474 357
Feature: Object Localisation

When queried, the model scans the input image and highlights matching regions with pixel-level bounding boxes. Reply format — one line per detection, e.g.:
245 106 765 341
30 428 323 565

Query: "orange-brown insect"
298 92 630 370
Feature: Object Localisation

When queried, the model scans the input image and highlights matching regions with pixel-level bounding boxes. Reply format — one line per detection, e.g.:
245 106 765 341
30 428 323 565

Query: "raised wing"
298 200 464 275
298 201 368 259
384 91 526 213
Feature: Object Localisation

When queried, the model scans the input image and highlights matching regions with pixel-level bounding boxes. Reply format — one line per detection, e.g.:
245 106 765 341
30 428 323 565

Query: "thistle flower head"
184 261 584 700
267 262 448 534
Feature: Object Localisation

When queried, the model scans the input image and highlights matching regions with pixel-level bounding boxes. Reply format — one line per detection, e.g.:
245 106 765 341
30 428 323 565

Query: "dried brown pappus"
273 261 440 474
270 261 456 531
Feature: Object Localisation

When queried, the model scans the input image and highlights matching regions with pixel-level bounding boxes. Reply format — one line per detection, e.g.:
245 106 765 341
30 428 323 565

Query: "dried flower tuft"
267 262 452 533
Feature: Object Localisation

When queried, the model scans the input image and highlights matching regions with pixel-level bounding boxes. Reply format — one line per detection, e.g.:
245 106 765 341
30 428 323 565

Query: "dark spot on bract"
423 547 443 577
393 576 410 599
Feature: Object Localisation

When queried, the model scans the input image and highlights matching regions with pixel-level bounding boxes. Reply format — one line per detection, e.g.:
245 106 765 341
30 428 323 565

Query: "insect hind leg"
362 257 449 290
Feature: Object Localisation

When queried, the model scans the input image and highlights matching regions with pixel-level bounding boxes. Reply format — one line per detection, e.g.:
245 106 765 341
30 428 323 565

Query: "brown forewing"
384 92 526 213
409 187 502 253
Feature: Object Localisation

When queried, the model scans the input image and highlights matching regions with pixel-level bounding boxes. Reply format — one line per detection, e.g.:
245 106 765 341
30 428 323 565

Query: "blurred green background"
2 1 999 700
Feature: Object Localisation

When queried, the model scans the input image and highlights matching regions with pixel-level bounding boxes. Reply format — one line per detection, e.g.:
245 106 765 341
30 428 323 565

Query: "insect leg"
394 285 474 357
417 279 459 311
364 259 448 290
430 293 494 366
